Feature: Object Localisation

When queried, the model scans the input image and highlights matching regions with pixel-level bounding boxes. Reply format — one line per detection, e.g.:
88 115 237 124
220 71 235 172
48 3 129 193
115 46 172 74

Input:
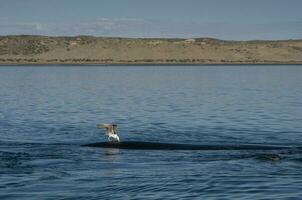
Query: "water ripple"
0 65 302 199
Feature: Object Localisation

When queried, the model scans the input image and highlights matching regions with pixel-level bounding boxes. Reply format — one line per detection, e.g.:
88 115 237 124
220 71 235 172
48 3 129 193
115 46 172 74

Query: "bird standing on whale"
97 124 120 142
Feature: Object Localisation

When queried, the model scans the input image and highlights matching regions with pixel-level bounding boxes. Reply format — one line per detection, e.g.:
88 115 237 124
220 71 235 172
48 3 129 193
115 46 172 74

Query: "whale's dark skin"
82 141 296 151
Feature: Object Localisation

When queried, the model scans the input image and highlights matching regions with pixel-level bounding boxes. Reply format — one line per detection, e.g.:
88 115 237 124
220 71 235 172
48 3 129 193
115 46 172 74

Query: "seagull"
97 124 120 142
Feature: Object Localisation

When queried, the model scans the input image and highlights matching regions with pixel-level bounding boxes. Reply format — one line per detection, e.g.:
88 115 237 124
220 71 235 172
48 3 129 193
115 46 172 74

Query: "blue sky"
0 0 302 40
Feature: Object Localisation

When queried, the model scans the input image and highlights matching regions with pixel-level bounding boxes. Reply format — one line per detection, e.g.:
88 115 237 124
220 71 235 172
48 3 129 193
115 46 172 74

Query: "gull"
97 124 120 142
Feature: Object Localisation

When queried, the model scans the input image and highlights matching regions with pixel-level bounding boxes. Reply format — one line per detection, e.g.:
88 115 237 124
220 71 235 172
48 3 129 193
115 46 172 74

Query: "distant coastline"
1 35 302 65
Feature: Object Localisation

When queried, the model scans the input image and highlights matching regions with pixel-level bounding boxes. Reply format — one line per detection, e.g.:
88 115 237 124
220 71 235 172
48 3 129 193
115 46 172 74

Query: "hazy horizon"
1 34 302 42
1 0 302 40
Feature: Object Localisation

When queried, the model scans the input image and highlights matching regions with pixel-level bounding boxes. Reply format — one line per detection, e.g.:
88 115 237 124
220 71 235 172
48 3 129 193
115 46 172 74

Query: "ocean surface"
0 65 302 199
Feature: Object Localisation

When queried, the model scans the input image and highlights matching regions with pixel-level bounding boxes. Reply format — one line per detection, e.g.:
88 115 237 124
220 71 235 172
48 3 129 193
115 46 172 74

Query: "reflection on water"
104 148 120 156
0 65 302 199
104 148 120 160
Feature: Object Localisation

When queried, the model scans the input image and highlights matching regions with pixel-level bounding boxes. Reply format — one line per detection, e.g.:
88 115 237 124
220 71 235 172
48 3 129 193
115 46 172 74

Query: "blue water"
0 65 302 199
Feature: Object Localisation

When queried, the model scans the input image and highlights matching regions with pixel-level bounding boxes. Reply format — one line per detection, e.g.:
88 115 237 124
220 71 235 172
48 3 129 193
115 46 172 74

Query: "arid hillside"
1 35 302 64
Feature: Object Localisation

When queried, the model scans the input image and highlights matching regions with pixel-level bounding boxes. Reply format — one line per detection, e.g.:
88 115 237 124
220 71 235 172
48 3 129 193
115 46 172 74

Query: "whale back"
82 141 294 150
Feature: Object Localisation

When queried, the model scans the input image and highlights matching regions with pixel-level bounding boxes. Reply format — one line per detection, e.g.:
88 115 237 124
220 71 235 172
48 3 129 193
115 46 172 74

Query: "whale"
82 141 299 151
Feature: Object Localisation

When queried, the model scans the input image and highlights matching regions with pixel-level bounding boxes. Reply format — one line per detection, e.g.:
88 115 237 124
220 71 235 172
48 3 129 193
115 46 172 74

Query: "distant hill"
1 35 302 64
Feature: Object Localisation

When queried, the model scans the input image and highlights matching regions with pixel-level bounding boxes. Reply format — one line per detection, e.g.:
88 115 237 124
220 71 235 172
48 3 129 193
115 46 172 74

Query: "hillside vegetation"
1 35 302 64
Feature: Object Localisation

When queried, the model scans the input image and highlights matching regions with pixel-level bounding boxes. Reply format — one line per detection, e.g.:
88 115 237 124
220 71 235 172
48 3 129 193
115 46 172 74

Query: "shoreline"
1 61 302 66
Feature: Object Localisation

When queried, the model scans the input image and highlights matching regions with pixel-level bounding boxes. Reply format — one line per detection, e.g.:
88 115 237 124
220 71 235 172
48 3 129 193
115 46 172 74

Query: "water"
0 65 302 199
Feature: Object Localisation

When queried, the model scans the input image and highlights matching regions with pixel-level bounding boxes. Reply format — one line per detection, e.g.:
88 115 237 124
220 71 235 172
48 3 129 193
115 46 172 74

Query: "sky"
0 0 302 40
